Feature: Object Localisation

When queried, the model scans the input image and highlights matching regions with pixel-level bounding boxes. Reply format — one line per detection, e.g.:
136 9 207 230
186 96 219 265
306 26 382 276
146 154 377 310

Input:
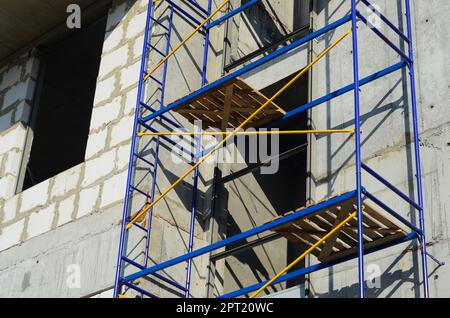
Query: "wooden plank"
171 77 286 129
365 204 408 234
177 109 222 115
268 194 410 263
347 217 382 242
221 85 234 130
246 92 286 115
292 218 348 252
229 107 281 114
323 232 406 263
318 208 353 261
314 210 358 245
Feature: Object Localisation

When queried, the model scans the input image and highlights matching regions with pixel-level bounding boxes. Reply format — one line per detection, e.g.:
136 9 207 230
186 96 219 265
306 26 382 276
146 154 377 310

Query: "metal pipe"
113 0 153 298
140 102 185 130
144 0 231 82
143 137 160 266
122 281 159 298
134 152 155 167
351 0 365 298
201 0 213 86
139 122 195 159
122 191 357 282
138 129 355 137
362 163 421 210
362 189 422 236
185 0 209 16
144 5 174 275
165 0 204 25
185 125 202 298
210 233 281 262
185 0 213 297
126 28 352 230
141 15 352 123
405 0 429 298
122 256 187 292
148 43 167 57
220 232 417 298
267 62 406 127
361 0 410 43
207 0 262 29
150 16 169 30
160 5 174 106
250 211 358 298
357 12 411 64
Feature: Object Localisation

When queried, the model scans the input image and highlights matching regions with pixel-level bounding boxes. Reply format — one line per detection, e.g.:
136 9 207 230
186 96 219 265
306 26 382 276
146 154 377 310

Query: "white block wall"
0 0 215 298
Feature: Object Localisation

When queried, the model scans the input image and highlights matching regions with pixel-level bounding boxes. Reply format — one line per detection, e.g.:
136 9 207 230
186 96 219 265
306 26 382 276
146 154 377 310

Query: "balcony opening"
21 12 108 191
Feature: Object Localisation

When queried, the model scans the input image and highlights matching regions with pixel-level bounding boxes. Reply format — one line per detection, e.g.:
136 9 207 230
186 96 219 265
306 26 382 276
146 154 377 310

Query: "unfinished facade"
0 0 449 298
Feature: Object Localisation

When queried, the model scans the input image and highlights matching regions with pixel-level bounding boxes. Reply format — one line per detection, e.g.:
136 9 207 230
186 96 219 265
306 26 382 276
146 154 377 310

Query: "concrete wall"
225 0 309 67
0 0 449 298
307 0 450 297
206 1 314 297
0 0 215 298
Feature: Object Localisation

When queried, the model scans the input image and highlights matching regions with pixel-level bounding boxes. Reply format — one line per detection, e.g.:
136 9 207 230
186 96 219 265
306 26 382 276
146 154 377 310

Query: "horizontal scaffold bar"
126 28 352 230
267 61 406 127
361 0 410 43
137 129 355 137
207 0 262 29
362 189 422 236
357 11 411 64
141 15 352 123
195 62 404 159
164 0 203 25
362 163 421 210
220 231 417 298
122 191 357 283
250 211 358 298
144 0 231 82
184 0 209 16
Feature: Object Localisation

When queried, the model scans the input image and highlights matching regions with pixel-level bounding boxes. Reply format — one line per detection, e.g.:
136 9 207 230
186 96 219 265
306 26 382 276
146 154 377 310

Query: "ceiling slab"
0 0 108 63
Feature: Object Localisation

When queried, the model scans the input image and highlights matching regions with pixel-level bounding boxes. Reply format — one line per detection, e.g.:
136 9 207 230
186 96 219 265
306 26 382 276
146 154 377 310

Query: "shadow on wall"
228 0 310 67
315 0 425 297
213 71 310 296
312 243 422 298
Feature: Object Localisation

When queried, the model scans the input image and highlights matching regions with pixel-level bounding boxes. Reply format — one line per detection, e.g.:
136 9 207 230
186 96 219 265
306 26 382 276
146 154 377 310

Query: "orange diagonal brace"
144 0 231 82
250 211 358 298
126 27 353 230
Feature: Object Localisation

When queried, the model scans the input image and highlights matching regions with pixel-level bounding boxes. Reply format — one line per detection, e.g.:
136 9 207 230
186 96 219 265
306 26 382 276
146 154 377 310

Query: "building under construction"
0 0 449 298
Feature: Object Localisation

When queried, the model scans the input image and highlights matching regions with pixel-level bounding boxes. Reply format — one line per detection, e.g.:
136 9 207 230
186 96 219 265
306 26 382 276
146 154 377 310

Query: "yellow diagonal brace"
250 211 358 298
137 129 355 137
126 28 352 230
144 0 231 82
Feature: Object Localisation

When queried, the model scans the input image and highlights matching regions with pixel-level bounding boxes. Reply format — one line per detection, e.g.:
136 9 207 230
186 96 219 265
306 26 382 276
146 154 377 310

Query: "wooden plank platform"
171 78 286 130
269 196 409 263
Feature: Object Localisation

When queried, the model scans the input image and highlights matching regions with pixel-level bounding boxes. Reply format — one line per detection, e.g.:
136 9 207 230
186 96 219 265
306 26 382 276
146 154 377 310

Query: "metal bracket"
426 253 445 267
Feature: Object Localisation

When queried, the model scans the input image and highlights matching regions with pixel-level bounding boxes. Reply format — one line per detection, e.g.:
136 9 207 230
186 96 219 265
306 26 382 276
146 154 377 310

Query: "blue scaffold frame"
114 0 430 298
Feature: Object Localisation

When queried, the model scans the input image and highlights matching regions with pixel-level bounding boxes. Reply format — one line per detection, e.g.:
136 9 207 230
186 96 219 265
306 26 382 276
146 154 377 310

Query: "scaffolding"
113 0 430 298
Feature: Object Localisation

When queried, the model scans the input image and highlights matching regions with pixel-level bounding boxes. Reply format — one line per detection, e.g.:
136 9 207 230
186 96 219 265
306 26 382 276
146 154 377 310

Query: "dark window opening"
217 72 310 294
22 16 107 191
225 0 311 71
